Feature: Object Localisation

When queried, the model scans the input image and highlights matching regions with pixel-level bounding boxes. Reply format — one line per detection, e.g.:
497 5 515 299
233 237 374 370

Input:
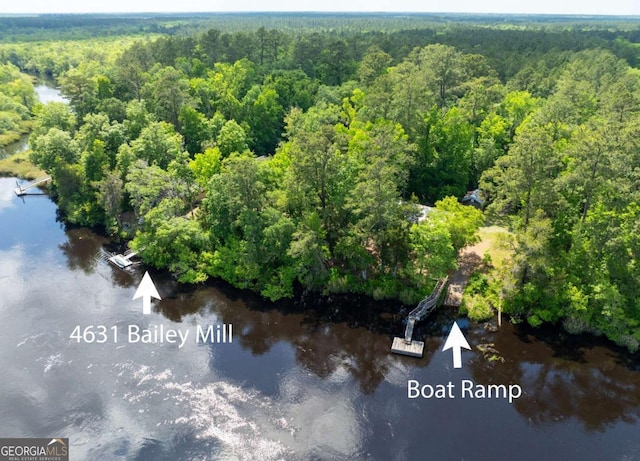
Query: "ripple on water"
103 361 291 461
71 357 372 460
276 365 366 459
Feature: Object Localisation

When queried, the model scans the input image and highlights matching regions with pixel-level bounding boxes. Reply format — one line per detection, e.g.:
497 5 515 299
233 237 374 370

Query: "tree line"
0 63 36 146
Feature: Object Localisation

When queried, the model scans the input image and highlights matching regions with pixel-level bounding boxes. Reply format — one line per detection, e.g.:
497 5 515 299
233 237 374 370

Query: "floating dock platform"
391 337 425 357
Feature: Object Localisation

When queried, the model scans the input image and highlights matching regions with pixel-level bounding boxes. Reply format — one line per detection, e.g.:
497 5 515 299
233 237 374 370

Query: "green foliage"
479 50 640 350
177 106 208 155
0 63 36 109
12 14 640 349
123 100 151 139
30 102 76 140
125 160 177 217
244 85 283 155
59 62 101 119
411 107 475 203
264 70 316 112
460 272 501 322
131 198 208 283
0 64 35 144
143 66 193 127
288 212 330 290
216 119 249 157
409 220 456 278
433 196 485 251
130 121 183 169
189 147 222 187
357 46 393 86
96 171 124 233
30 128 79 172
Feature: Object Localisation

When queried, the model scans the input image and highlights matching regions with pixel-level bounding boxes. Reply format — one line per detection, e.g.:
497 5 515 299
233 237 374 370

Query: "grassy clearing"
460 225 515 322
476 225 515 270
0 150 46 180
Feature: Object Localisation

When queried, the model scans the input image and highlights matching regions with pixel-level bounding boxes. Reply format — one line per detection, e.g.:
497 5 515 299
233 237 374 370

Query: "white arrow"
442 321 471 369
133 271 161 315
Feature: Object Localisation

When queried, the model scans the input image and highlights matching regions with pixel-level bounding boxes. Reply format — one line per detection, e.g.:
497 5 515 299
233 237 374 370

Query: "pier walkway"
391 277 448 357
14 176 52 196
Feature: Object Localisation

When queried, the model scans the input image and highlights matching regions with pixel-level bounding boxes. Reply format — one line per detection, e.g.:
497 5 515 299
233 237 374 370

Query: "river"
0 85 68 159
0 89 639 460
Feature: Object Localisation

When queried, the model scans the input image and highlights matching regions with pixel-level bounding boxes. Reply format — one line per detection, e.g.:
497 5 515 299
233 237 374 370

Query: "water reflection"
0 177 18 210
155 271 640 425
175 282 640 440
34 84 68 104
468 323 640 431
153 281 442 394
107 265 138 289
59 227 108 274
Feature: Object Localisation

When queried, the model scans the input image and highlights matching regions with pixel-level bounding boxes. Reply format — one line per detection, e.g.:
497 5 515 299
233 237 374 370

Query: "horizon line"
2 11 640 17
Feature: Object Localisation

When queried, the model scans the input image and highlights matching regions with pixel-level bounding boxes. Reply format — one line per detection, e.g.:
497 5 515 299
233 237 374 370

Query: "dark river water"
0 90 639 461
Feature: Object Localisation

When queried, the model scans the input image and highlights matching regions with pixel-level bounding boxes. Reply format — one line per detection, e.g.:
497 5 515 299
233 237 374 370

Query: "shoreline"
0 150 46 180
4 171 639 360
0 120 32 149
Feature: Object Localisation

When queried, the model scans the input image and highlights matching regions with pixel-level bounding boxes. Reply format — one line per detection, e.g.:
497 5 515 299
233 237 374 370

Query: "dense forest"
2 14 640 351
0 63 36 145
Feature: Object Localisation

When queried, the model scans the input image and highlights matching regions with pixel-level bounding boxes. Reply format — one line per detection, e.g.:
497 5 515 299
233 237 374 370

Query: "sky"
2 0 640 16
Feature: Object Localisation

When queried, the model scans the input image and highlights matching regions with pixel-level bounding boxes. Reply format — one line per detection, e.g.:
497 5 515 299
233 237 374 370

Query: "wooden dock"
14 176 52 196
391 337 425 357
108 250 138 269
95 248 139 270
391 278 448 357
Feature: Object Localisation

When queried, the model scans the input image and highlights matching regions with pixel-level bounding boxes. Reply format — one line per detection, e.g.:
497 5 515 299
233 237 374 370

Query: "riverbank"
0 150 45 179
0 120 32 148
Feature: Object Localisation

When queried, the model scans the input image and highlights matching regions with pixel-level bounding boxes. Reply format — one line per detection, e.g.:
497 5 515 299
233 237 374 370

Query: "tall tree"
142 66 193 128
243 85 283 155
59 63 102 118
342 120 414 274
482 121 561 230
283 105 349 245
130 121 183 169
